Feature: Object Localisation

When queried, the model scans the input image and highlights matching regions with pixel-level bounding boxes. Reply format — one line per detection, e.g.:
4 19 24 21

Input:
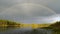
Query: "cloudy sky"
0 0 60 24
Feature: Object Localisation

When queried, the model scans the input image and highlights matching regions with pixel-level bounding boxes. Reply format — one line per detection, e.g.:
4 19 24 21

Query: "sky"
0 0 60 24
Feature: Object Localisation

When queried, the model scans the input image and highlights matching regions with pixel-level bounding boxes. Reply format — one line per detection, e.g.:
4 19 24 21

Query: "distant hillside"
50 21 60 28
0 20 21 32
0 20 20 27
41 21 60 34
50 21 60 34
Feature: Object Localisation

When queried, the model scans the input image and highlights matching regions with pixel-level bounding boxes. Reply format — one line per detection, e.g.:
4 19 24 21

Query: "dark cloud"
0 0 60 23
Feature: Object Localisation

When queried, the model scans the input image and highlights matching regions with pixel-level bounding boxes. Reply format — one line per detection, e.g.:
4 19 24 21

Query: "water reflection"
0 27 53 34
0 26 20 32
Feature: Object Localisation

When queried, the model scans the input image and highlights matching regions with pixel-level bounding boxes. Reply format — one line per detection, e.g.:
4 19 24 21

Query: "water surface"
0 27 53 34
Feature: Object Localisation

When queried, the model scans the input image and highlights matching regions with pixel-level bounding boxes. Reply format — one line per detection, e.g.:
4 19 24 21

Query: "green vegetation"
0 20 20 32
49 21 60 34
0 20 20 26
41 21 60 34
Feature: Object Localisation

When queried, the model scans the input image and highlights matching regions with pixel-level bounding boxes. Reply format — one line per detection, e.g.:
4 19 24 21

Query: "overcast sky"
0 0 60 24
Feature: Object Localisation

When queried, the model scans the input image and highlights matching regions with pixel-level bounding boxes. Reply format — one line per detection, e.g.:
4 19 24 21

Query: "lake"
0 27 53 34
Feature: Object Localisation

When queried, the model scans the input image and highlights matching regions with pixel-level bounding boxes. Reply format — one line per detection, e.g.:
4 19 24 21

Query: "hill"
49 21 60 34
0 20 20 27
0 20 21 32
41 21 60 34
